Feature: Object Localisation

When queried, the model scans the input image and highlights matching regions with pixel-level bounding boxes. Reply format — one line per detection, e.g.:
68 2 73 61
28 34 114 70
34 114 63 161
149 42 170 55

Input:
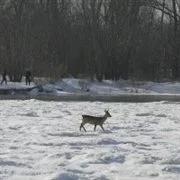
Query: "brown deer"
80 110 112 132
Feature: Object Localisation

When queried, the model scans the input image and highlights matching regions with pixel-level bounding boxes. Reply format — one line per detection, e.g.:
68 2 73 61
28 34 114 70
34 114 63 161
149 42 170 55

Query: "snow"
2 78 180 97
1 100 180 180
34 79 180 96
0 82 35 90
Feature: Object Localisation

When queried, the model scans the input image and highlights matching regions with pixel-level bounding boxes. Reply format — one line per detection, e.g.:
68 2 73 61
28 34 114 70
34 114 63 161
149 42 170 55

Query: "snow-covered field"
1 100 180 180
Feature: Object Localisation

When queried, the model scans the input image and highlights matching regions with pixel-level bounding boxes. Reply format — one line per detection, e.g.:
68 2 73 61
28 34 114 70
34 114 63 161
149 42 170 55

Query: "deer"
80 110 112 132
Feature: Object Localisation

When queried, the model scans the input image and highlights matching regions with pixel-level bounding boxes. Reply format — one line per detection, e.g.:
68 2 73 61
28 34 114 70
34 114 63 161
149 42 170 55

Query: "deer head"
104 109 111 117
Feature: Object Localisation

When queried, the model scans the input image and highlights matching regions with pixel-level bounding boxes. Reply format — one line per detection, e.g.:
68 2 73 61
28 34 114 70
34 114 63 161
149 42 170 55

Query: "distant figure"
1 70 7 85
25 70 32 85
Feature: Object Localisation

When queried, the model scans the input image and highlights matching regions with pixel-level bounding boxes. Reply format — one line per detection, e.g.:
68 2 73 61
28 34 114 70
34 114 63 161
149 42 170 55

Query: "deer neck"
102 114 108 122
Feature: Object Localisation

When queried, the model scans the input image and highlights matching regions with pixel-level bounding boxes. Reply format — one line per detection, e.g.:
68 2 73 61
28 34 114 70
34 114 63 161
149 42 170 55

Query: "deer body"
80 110 111 132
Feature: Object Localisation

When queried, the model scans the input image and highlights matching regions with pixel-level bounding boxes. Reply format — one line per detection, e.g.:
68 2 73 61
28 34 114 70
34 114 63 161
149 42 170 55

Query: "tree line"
0 0 180 82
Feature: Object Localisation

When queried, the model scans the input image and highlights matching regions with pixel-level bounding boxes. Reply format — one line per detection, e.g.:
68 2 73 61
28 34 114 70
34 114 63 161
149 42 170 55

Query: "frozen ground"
0 100 180 180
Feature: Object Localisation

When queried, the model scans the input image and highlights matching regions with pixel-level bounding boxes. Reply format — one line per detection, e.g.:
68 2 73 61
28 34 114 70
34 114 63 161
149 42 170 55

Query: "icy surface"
0 100 180 180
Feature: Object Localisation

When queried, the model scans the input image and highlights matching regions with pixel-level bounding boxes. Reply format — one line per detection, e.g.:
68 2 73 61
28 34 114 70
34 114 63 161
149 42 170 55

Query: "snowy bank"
2 79 180 102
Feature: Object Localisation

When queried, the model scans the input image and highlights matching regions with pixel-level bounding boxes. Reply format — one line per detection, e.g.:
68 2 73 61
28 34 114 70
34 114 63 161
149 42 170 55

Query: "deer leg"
80 123 82 131
100 125 105 132
82 126 87 132
80 123 87 132
94 125 97 131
